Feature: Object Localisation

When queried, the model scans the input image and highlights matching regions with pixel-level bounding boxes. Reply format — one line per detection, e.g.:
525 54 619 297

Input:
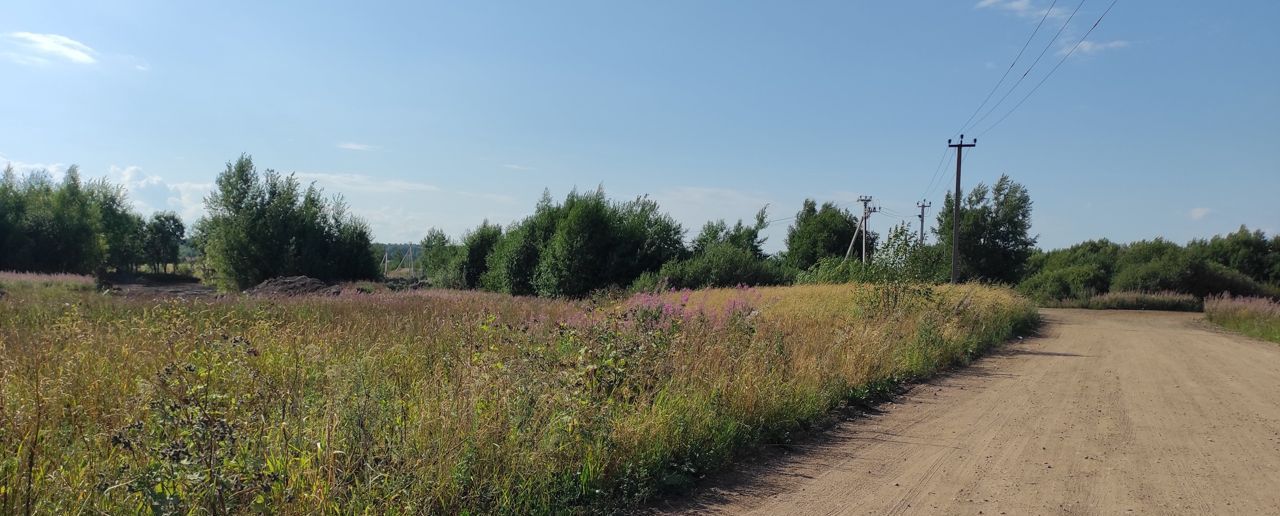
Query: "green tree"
89 180 145 273
935 174 1036 284
144 212 186 273
783 199 866 270
459 221 503 289
198 154 379 290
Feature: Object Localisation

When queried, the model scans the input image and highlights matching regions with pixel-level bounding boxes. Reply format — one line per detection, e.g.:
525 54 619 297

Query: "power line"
965 0 1087 134
955 0 1061 136
978 0 1122 137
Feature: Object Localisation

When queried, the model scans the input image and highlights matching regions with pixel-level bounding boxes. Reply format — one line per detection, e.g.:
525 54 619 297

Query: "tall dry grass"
0 280 1035 513
1205 295 1280 344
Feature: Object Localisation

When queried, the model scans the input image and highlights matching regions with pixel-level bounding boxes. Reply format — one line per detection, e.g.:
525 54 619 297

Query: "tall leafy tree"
197 154 379 290
143 212 185 273
89 180 145 273
783 199 867 270
935 174 1036 284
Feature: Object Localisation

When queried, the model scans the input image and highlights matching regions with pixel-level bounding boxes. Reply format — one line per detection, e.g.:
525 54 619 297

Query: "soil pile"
246 276 341 297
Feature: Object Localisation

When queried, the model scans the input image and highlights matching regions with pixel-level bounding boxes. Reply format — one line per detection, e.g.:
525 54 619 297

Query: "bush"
655 242 790 289
1018 264 1110 302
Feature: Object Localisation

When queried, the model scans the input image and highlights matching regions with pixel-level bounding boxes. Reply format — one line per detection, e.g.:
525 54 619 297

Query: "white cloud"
1 153 67 178
295 172 439 193
336 142 377 151
4 32 97 64
502 163 535 171
1068 40 1130 56
1189 207 1212 221
976 0 1066 20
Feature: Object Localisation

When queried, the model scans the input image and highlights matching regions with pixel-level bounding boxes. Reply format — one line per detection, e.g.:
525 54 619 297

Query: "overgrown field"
1205 295 1280 344
0 274 1036 513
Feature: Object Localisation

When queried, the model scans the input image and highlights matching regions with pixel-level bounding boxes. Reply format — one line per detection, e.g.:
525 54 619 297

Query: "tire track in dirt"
660 309 1280 515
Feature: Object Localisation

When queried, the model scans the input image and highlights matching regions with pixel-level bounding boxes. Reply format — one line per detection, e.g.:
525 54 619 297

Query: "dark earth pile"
246 276 341 297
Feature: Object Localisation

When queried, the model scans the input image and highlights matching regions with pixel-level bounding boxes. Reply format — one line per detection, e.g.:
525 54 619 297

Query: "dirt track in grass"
661 309 1280 515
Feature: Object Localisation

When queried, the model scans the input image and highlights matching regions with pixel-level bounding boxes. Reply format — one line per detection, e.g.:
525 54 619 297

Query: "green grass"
0 279 1036 514
1205 295 1280 344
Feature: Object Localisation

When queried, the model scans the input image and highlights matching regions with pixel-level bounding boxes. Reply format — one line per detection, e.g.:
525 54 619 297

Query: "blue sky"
2 0 1277 252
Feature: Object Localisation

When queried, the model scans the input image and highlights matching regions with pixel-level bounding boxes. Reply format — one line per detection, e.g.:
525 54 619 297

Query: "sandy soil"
662 309 1280 515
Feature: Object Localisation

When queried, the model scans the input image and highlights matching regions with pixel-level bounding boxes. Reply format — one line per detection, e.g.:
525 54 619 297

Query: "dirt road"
667 309 1280 515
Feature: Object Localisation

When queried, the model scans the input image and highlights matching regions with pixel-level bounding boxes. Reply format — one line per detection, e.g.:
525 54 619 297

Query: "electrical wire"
978 0 1121 137
965 0 1087 134
954 0 1061 136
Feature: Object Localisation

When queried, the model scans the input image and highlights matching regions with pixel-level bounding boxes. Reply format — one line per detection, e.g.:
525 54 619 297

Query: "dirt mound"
385 277 432 291
246 276 341 297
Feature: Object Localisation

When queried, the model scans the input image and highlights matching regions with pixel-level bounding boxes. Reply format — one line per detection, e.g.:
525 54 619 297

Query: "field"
1205 295 1280 344
0 273 1035 514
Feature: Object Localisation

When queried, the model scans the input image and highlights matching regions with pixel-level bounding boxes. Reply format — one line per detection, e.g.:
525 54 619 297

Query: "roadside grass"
1044 291 1202 312
0 281 1035 514
1205 295 1280 344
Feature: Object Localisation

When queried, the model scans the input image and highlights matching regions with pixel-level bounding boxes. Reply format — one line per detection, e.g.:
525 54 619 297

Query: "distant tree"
783 199 867 270
50 166 106 274
1188 225 1280 286
418 228 465 287
143 212 185 273
89 180 145 273
197 154 379 290
533 190 615 297
648 207 785 290
935 174 1036 284
459 221 503 289
692 207 770 258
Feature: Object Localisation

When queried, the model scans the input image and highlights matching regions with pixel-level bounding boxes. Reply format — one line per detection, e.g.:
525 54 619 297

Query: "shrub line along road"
665 309 1280 515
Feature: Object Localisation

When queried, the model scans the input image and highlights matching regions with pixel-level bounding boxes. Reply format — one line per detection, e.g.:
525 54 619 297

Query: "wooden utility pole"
916 199 931 245
858 196 879 263
948 135 976 283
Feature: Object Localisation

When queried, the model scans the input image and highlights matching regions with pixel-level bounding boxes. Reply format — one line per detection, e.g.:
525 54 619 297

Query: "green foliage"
782 200 867 269
0 165 107 274
417 228 466 288
460 221 503 289
1019 231 1280 305
475 189 687 297
88 180 146 273
1188 225 1280 285
643 208 789 290
196 154 379 290
143 212 185 273
796 223 945 285
654 242 789 289
936 174 1036 284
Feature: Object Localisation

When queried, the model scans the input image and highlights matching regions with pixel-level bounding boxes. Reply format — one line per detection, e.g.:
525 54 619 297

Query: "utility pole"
407 242 415 279
382 247 389 277
858 196 879 264
916 200 931 245
948 135 976 283
843 195 872 262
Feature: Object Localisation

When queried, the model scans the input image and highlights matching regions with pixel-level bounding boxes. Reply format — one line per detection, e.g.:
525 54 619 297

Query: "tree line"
0 164 185 275
9 154 1275 301
1018 227 1280 302
406 174 1035 296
